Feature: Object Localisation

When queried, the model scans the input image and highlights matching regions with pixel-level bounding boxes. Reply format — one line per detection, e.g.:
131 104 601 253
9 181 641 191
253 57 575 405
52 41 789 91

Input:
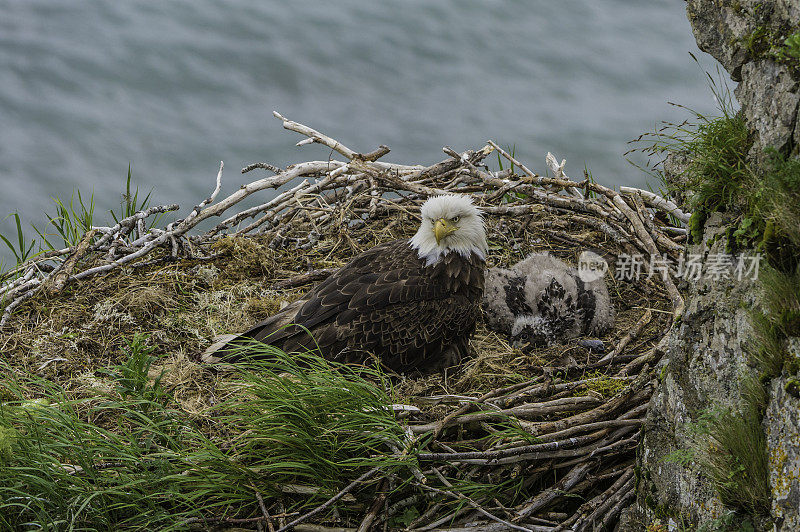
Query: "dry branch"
620 186 690 224
275 468 380 532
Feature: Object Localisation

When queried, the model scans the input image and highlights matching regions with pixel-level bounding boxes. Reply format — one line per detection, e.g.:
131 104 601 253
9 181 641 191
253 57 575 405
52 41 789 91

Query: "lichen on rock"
765 338 800 530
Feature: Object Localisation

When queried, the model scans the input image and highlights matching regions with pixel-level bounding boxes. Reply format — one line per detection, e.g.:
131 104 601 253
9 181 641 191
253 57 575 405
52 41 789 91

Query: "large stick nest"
0 113 688 531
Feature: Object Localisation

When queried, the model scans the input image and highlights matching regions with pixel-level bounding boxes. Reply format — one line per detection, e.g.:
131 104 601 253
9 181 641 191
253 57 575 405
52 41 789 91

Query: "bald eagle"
202 195 488 373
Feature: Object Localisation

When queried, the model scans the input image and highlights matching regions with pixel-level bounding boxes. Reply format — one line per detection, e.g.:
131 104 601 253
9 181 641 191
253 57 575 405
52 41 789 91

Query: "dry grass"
1 206 669 415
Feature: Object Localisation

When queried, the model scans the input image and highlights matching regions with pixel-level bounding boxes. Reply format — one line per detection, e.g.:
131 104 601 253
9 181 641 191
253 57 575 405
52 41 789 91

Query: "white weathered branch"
273 110 358 160
184 161 224 226
620 186 690 224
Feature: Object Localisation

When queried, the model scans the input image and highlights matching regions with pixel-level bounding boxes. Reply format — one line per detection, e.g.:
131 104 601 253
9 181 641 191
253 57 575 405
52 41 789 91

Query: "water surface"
0 0 723 263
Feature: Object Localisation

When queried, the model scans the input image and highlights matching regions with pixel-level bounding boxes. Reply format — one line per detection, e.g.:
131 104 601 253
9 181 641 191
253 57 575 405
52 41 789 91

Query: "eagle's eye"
451 216 460 223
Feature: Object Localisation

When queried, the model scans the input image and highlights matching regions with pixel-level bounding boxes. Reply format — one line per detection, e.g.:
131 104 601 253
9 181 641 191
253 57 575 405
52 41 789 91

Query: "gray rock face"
764 338 800 531
686 0 755 79
620 2 800 529
737 60 800 159
622 191 800 531
686 0 800 157
621 214 758 528
776 0 800 22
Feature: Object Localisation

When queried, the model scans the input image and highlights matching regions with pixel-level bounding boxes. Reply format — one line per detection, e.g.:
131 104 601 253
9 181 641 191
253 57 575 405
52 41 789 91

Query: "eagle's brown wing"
203 238 483 373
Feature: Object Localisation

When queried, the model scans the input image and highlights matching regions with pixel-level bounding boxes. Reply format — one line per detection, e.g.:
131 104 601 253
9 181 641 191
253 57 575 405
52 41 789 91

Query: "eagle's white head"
410 194 488 266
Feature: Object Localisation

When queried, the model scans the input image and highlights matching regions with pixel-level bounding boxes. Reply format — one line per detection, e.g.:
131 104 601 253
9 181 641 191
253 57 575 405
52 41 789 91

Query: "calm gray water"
0 0 722 265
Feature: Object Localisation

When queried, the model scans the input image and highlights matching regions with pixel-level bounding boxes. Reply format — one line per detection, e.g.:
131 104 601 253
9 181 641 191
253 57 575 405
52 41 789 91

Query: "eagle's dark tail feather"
200 299 307 363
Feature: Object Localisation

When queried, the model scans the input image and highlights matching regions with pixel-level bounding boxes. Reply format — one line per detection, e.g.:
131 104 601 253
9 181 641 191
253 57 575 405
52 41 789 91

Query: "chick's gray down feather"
482 252 614 346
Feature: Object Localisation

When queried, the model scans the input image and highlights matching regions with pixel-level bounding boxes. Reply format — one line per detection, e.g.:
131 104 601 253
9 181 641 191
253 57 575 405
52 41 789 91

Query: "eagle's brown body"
208 238 485 373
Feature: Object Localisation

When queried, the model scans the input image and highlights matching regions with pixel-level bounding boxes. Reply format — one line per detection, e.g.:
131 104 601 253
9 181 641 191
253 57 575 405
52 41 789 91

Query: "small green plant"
731 215 760 249
739 22 800 67
495 144 516 174
390 506 421 528
785 377 800 398
33 189 96 250
0 213 38 266
662 448 695 466
100 334 165 403
744 25 769 57
697 510 747 532
583 164 598 199
110 164 157 225
775 31 800 62
495 144 533 203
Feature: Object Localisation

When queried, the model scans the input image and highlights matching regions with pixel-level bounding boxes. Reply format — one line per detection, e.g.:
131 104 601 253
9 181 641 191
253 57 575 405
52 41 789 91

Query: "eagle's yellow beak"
434 218 456 245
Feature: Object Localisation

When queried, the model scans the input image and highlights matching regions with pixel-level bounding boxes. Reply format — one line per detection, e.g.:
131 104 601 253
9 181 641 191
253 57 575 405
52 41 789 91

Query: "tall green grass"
702 376 770 518
682 112 750 214
0 341 412 531
639 101 750 245
751 152 800 266
216 342 412 490
0 213 37 266
629 57 800 274
627 60 752 242
749 264 800 382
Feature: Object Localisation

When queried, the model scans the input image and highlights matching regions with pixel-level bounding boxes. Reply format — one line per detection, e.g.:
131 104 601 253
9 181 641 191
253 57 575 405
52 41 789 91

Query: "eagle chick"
483 252 614 347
